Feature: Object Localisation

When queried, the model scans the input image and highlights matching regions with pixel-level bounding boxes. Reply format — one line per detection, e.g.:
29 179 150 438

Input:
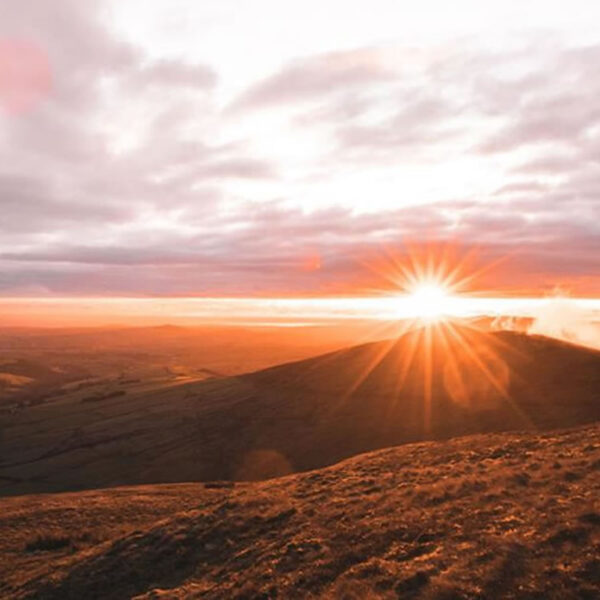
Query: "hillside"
1 327 599 495
1 425 599 599
0 324 357 410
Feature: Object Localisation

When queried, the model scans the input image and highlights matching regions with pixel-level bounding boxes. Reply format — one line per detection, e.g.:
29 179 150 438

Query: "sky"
1 0 600 301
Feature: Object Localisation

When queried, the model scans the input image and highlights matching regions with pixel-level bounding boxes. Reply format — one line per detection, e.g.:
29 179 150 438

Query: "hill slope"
1 425 599 599
1 328 599 494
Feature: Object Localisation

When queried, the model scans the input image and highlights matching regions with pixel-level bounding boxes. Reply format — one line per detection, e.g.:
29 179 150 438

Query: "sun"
362 241 513 325
406 281 452 320
363 242 500 322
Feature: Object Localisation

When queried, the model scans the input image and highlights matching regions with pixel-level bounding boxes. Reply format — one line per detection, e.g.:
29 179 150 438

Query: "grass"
0 424 598 599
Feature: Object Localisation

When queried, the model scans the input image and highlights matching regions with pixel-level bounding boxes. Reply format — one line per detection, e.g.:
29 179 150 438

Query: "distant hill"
1 425 599 599
0 358 87 404
1 326 598 495
0 323 370 410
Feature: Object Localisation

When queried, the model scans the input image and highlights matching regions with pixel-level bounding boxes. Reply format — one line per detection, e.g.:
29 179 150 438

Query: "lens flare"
335 242 527 435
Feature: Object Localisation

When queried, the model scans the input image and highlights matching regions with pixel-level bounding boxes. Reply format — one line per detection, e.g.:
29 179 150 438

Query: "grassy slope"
1 424 599 599
2 331 599 495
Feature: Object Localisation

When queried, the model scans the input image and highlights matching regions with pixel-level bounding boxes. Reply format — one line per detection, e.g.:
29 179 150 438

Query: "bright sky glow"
405 283 452 320
2 296 599 328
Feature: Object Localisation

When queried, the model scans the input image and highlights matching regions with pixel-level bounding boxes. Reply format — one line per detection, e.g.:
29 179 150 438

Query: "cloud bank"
0 1 599 296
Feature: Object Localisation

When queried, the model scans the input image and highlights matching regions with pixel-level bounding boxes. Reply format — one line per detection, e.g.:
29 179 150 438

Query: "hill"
0 323 359 410
1 425 599 599
1 327 599 495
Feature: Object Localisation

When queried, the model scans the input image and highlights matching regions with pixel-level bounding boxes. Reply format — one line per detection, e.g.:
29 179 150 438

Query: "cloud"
475 45 600 154
2 197 598 295
231 48 393 111
0 0 277 245
528 297 600 350
133 60 217 90
511 152 582 175
1 6 599 297
334 92 458 160
491 181 548 196
0 175 135 234
197 159 277 179
278 40 600 172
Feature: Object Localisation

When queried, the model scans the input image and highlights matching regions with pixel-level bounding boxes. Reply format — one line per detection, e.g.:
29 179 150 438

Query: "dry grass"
1 424 598 599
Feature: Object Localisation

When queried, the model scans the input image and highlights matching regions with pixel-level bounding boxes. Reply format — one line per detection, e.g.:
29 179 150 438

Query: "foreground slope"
1 328 599 494
1 425 599 599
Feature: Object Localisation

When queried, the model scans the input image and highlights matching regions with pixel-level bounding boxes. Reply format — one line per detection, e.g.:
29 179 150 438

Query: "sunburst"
330 242 531 435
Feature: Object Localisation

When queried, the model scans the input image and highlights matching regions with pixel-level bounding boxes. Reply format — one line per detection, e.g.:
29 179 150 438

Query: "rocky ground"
1 424 599 599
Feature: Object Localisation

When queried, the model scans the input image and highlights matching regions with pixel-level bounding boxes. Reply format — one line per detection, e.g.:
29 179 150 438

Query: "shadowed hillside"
1 425 599 599
1 327 599 494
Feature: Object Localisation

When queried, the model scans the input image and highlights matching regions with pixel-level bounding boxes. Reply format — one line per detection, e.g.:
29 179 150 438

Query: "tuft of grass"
25 534 71 553
80 389 127 403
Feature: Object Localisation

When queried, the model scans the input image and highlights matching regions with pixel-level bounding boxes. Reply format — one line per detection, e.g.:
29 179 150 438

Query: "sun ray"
422 322 434 434
322 242 532 437
336 317 417 403
443 322 509 397
446 324 534 423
